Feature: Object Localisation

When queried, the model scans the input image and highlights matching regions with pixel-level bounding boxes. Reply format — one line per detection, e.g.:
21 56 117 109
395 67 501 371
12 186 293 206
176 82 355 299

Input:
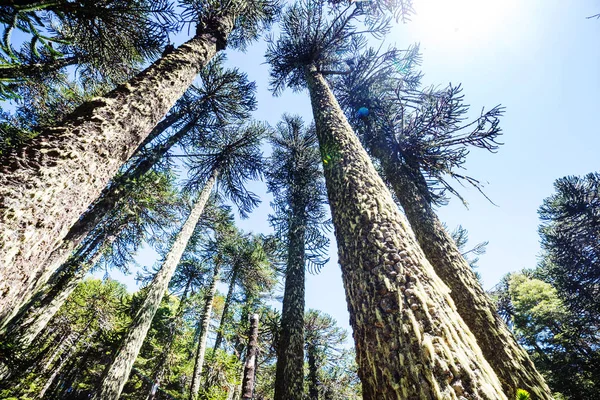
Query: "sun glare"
412 0 516 49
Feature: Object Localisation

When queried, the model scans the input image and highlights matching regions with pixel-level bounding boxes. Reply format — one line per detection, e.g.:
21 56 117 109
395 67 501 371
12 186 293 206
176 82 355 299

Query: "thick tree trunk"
1 228 121 350
92 169 218 400
189 263 220 400
0 16 233 322
274 198 306 400
147 278 192 400
304 65 507 399
213 268 238 353
307 343 319 400
384 160 553 399
241 313 259 400
3 117 198 329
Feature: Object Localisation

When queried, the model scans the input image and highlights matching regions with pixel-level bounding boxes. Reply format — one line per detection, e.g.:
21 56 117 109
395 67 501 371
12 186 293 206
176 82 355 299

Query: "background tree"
266 1 507 397
265 114 329 400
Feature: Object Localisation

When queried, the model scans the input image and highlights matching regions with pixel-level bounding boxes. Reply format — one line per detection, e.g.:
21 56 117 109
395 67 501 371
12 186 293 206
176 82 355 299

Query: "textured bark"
307 343 319 400
213 267 238 353
384 160 553 399
0 16 233 322
241 313 259 400
274 198 306 400
0 228 120 350
92 169 218 400
189 263 220 400
147 278 192 400
2 117 197 330
305 65 507 399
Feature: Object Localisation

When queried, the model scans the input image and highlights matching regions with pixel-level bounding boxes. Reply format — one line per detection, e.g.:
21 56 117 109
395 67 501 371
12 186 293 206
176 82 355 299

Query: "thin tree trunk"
304 64 507 399
213 268 238 353
2 115 195 328
382 158 554 399
147 278 193 400
92 168 219 400
189 262 220 400
1 228 121 350
274 198 306 400
0 16 234 321
241 313 259 400
307 343 318 400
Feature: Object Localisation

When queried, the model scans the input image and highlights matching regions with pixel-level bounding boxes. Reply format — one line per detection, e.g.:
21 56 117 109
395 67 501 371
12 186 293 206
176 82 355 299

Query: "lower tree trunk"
0 17 233 322
147 279 193 400
305 65 507 399
189 263 220 400
213 268 238 353
0 229 120 351
307 344 319 400
92 168 218 400
2 116 195 328
241 313 259 400
274 201 306 400
384 160 553 399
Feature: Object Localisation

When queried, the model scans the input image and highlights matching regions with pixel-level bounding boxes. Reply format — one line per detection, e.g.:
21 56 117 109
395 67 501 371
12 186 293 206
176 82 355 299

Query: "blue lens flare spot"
356 107 369 118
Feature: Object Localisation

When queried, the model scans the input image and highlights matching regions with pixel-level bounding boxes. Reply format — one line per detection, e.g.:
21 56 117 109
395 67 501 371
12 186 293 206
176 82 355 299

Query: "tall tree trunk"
307 343 318 400
380 158 553 399
213 268 238 353
241 313 259 400
92 168 219 400
147 278 193 400
1 115 195 328
189 263 221 400
1 227 122 351
0 16 234 321
274 198 306 400
304 65 507 399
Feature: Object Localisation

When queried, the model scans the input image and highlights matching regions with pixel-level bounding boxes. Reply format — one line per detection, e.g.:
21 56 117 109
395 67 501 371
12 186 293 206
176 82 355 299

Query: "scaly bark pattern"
189 262 220 400
274 197 306 400
241 313 259 400
92 169 218 400
305 65 507 399
385 160 553 399
0 17 233 321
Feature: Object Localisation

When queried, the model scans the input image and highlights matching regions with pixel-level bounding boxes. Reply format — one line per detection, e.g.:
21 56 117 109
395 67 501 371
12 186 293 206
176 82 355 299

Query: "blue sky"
106 0 600 337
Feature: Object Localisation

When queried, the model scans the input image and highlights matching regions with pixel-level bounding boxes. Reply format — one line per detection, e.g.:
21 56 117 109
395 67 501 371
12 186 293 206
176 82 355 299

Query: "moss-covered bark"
189 264 220 400
0 16 233 322
241 313 259 400
92 169 218 400
274 197 306 400
383 159 553 399
305 65 507 399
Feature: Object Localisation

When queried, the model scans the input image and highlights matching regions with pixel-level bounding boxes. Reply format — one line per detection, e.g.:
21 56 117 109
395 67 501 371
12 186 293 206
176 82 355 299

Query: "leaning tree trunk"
189 263 221 400
304 64 507 399
3 117 198 329
0 225 123 351
382 158 553 399
147 278 193 400
240 313 259 400
212 267 238 353
92 168 219 400
274 198 307 400
0 15 234 322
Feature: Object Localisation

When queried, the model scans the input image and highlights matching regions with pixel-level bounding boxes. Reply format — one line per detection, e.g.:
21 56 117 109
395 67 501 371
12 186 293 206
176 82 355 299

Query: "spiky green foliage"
538 173 600 323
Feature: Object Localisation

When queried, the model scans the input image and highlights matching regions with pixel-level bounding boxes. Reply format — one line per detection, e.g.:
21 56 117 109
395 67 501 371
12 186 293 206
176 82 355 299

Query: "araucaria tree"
266 1 508 397
332 45 552 398
266 114 329 400
93 121 267 400
0 0 279 322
